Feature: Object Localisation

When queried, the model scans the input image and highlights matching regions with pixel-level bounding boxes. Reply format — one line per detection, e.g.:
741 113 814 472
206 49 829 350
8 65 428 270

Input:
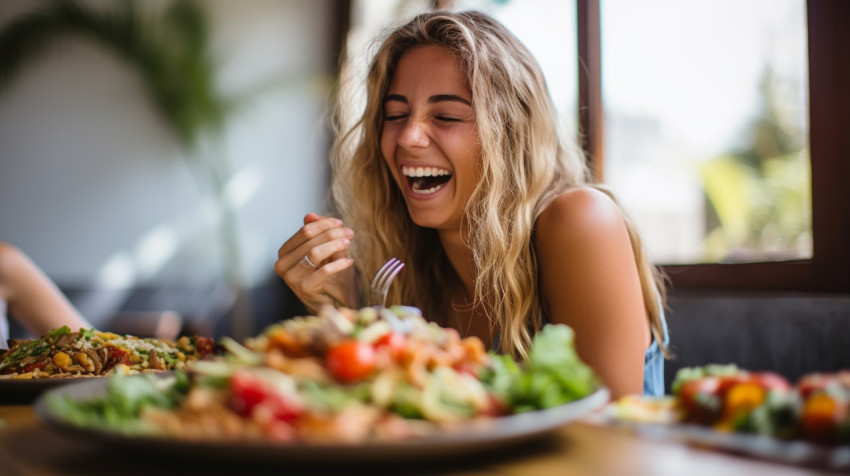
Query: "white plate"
34 375 609 465
604 415 850 471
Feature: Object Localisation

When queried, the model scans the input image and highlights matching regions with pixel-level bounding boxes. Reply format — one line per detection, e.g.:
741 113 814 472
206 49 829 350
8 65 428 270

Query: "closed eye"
384 113 408 122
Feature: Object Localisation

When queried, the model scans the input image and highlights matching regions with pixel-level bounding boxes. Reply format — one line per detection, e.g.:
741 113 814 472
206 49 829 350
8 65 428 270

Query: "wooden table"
0 405 835 476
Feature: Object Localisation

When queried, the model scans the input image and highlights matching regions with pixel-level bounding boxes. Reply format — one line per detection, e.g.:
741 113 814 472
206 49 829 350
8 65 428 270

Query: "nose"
398 118 430 149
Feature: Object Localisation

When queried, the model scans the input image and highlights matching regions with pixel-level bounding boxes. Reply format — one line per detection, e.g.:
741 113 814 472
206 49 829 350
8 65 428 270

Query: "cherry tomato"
452 361 480 377
326 339 376 383
194 336 216 357
230 372 267 416
481 393 509 417
22 361 47 373
798 373 836 400
102 347 130 373
373 332 406 359
677 376 722 423
715 374 748 394
230 371 301 423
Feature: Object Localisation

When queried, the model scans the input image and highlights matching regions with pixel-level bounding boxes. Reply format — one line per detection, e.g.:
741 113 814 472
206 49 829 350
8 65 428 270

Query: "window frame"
578 0 850 293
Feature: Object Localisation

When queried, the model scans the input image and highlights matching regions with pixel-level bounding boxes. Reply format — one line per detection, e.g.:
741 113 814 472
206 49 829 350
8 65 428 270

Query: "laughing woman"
276 11 669 398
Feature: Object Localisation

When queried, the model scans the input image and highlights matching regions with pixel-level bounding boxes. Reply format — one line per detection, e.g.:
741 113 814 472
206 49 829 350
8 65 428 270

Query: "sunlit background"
601 0 809 264
0 0 811 337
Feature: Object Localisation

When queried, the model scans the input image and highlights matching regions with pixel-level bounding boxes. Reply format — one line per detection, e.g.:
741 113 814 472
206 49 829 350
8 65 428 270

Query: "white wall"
0 1 334 298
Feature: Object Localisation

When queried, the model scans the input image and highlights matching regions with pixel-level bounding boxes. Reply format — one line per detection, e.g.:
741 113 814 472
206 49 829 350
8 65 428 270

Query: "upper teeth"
402 166 451 178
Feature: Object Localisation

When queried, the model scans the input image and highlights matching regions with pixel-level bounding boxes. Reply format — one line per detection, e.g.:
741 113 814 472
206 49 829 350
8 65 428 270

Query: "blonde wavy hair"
331 11 667 360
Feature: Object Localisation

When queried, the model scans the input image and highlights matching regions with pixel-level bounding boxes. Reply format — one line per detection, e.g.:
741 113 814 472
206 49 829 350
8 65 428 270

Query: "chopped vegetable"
481 324 599 413
47 373 186 433
325 339 376 384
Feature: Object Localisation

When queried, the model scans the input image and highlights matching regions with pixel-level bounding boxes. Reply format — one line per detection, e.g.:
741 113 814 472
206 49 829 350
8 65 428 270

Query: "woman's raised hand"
275 213 357 313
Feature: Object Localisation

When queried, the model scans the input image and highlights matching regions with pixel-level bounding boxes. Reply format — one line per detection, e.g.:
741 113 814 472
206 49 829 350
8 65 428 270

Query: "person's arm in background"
0 241 92 335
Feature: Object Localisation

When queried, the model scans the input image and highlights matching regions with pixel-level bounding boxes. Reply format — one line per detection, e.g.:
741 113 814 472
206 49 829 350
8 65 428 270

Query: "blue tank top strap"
642 302 669 397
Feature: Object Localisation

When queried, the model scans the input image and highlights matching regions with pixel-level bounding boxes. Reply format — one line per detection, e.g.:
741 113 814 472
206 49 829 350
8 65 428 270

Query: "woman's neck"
437 227 497 346
438 228 475 297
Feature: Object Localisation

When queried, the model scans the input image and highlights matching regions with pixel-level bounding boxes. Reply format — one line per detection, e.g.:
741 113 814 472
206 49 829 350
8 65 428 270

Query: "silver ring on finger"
299 254 319 271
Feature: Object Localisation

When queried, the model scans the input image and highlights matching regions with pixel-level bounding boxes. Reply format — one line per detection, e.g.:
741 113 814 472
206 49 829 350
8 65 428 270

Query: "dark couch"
664 289 850 390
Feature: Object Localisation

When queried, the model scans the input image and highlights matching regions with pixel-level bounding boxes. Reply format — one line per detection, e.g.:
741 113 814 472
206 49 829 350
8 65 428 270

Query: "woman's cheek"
380 131 395 166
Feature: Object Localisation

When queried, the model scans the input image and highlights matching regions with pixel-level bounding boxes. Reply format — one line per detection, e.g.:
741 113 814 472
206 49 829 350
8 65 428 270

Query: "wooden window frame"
578 0 850 293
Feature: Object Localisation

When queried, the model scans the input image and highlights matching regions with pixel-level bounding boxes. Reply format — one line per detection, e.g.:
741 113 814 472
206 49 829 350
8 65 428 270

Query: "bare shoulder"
536 187 627 246
535 188 648 398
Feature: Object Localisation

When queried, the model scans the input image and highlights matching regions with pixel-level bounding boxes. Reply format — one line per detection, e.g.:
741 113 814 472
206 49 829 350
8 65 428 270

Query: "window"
579 0 850 292
601 0 810 266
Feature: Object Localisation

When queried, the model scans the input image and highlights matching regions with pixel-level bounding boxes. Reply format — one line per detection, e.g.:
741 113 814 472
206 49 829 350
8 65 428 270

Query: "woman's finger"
277 255 354 310
298 257 355 297
303 212 324 225
307 229 353 266
277 230 352 280
275 213 357 311
277 215 343 259
283 227 353 273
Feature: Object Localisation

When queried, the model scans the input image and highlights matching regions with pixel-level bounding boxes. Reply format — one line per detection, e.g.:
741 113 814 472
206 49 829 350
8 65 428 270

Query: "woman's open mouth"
402 165 453 196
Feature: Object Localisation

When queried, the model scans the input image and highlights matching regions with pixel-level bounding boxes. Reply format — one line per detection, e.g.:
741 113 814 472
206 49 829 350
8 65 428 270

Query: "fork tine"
370 258 404 307
377 260 404 292
370 258 397 289
375 259 400 291
377 261 404 307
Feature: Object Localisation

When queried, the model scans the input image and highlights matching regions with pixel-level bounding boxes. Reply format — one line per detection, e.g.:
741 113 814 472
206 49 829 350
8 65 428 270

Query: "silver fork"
369 257 405 307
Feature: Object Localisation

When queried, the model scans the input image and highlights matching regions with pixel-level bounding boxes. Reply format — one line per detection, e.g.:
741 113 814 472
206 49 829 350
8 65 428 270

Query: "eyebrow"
384 94 472 106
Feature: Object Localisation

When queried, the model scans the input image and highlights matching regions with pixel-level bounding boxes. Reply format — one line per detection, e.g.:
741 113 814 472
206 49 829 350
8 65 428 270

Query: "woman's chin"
406 211 463 232
409 214 440 229
402 193 462 230
405 207 444 229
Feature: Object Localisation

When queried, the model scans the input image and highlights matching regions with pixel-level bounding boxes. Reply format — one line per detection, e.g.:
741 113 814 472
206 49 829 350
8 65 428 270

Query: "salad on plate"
0 326 216 380
606 364 850 470
44 305 603 444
